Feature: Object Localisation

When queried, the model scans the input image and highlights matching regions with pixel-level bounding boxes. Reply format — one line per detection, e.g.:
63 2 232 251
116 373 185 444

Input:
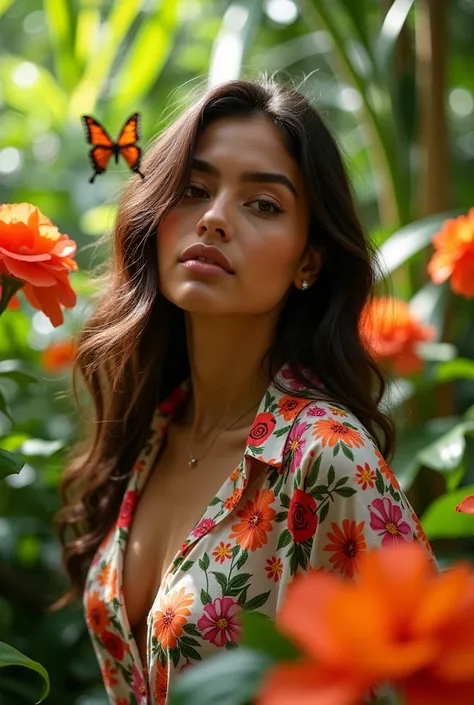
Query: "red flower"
456 495 474 514
101 630 127 661
0 202 78 327
248 412 276 444
40 339 76 372
427 208 474 299
288 490 318 543
117 490 138 529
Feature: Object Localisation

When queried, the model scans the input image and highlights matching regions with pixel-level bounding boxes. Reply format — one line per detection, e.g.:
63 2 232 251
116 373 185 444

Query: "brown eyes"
183 184 286 216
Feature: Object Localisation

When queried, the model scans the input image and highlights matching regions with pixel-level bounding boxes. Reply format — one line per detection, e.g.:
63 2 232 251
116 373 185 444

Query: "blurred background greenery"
1 0 474 703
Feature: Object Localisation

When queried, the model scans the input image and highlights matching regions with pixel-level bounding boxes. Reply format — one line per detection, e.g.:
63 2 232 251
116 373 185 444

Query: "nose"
196 203 232 241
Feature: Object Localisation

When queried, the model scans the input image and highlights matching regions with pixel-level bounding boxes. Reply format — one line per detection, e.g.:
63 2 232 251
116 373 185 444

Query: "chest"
121 424 249 635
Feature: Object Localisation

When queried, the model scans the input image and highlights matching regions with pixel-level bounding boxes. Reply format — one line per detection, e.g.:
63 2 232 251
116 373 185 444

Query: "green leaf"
183 623 201 637
0 0 15 20
0 389 13 423
334 486 357 498
211 571 228 594
43 0 78 90
327 465 335 486
0 449 25 479
0 642 50 703
435 358 474 382
233 551 247 572
319 502 330 523
168 647 271 705
240 611 300 661
276 529 292 551
181 561 195 572
228 573 251 591
377 210 465 276
340 443 354 461
199 553 210 571
274 511 288 522
375 0 415 77
417 421 474 473
305 454 321 489
110 0 179 116
421 486 474 540
243 591 271 612
279 492 290 509
200 589 212 605
375 469 385 495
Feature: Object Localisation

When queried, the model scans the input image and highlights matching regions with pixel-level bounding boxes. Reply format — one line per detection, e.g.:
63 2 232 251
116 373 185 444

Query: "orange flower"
85 590 109 635
258 542 474 705
0 202 77 326
456 494 474 514
277 395 308 421
101 659 119 688
427 208 474 299
224 487 243 511
360 297 435 376
154 659 168 705
323 519 366 578
311 418 364 449
104 567 118 603
229 489 276 551
40 339 76 372
411 512 434 557
265 556 283 582
374 447 400 492
152 587 194 649
97 562 111 587
212 541 232 564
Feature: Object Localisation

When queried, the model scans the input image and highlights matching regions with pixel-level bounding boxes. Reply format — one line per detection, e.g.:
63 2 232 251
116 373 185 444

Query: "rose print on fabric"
192 517 216 538
286 422 308 473
117 490 138 529
197 597 241 646
369 497 411 545
265 556 283 582
229 489 276 551
152 587 194 649
100 630 128 661
288 489 318 543
323 519 367 578
247 411 276 445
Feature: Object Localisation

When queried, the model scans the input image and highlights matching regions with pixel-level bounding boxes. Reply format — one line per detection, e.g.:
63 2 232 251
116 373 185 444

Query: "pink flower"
281 365 307 391
192 517 216 538
132 664 147 703
369 497 411 546
307 405 327 417
197 597 241 647
286 421 308 472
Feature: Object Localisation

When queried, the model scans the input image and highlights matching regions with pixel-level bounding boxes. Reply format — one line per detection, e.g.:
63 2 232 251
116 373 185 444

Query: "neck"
183 312 277 441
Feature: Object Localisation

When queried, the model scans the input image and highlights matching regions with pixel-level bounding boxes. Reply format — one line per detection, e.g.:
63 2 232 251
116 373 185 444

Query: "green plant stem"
0 275 23 316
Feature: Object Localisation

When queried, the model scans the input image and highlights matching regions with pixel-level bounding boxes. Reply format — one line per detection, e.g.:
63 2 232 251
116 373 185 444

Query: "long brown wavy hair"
53 75 394 608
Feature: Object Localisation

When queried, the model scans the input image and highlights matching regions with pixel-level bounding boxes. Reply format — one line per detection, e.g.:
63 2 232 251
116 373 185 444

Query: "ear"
294 245 324 290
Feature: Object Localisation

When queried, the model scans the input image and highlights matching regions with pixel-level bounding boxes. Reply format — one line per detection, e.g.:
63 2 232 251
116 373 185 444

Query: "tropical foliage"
0 0 473 703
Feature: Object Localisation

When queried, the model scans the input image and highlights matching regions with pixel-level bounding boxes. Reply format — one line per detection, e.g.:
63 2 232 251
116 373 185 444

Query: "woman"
55 77 433 705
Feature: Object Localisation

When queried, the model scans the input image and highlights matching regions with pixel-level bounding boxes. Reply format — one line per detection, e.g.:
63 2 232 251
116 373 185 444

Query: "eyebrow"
190 158 298 199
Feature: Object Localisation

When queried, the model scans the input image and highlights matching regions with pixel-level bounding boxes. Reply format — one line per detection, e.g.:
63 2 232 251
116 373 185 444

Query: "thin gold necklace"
188 399 260 468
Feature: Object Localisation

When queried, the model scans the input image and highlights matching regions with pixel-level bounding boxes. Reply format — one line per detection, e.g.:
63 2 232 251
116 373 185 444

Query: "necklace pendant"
188 456 198 468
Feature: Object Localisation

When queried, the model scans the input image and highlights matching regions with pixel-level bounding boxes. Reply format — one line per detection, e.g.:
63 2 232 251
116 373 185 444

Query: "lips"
179 243 234 273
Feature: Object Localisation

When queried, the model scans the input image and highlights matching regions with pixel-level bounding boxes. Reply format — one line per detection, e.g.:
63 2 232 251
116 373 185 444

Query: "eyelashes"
183 183 286 216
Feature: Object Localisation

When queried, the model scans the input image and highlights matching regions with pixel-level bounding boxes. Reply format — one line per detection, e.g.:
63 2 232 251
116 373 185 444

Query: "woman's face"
157 115 320 316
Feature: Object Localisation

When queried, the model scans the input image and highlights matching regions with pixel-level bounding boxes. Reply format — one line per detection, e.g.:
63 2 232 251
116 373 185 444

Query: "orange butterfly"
81 112 145 183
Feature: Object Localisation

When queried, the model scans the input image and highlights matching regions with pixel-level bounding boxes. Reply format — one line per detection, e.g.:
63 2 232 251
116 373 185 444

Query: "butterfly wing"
81 116 115 182
117 113 144 179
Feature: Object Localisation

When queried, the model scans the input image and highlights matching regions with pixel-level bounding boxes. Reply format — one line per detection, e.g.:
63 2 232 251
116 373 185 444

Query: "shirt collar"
157 362 321 470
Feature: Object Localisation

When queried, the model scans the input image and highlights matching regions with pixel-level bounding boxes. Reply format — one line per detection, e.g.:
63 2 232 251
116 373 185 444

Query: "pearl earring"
301 280 309 291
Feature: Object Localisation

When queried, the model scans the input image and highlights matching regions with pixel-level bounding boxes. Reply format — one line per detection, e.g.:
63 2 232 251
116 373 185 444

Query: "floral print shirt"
83 363 433 705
